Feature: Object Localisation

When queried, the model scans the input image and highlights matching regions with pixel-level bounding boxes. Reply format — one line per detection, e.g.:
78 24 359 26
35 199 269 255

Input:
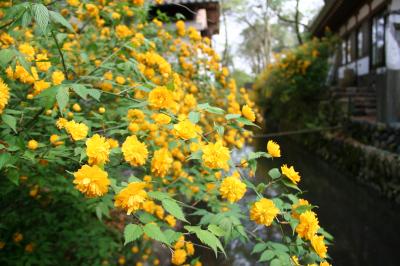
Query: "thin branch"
51 30 68 77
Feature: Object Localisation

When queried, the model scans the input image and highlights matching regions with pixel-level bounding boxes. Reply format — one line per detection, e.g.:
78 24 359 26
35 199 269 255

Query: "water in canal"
214 137 400 266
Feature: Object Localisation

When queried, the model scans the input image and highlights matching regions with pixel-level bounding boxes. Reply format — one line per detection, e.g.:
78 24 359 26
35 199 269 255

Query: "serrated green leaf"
281 178 301 192
252 242 268 254
56 86 69 113
236 117 259 127
0 49 16 67
163 229 182 244
32 4 49 34
2 114 17 133
71 84 89 100
0 153 12 170
270 258 283 266
148 191 171 201
49 11 74 32
208 224 225 237
162 199 187 222
37 86 58 108
143 223 169 245
124 224 143 245
259 250 275 262
87 89 101 101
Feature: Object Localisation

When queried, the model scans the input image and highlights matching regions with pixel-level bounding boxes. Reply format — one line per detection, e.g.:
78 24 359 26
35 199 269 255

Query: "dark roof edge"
309 0 343 37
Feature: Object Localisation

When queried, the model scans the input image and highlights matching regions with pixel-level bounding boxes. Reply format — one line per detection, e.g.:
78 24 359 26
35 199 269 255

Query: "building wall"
332 0 400 123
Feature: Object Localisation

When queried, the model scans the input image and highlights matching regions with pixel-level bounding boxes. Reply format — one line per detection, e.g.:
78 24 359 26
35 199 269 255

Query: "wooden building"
311 0 400 124
151 0 220 38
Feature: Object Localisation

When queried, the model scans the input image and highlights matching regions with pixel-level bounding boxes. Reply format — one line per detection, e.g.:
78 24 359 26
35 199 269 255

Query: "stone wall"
346 120 400 154
298 122 400 203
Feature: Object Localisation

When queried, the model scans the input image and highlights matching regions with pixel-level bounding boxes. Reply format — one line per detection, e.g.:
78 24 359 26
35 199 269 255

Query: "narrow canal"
215 137 400 266
255 137 400 266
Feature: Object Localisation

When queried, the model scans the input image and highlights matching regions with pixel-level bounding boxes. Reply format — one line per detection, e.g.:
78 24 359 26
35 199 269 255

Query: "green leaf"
37 86 58 109
259 250 275 262
252 243 268 254
248 151 270 160
188 111 200 124
208 224 225 237
71 84 89 100
163 229 182 244
2 114 17 133
0 153 12 170
32 4 49 34
56 86 69 113
225 114 241 120
124 224 143 245
87 89 101 101
138 213 157 224
143 223 169 245
49 11 74 32
162 199 187 222
184 226 226 257
270 242 289 252
0 49 16 67
214 124 224 136
281 178 301 192
270 258 283 266
7 169 19 186
198 103 225 115
148 191 171 201
236 117 259 128
268 168 281 180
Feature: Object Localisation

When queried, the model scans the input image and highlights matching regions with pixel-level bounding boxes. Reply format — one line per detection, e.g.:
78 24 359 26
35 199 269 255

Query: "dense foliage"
0 1 332 265
253 37 340 130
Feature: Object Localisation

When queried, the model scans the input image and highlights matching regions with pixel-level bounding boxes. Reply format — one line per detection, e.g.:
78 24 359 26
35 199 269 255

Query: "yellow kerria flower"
35 53 51 72
281 164 301 184
267 140 281 158
311 235 328 259
219 175 246 203
296 211 320 240
27 139 39 150
241 105 256 122
121 135 148 166
0 78 10 113
114 182 147 214
51 70 65 85
174 119 197 140
171 249 187 265
165 214 176 227
86 134 111 165
250 198 279 226
202 141 231 170
291 199 310 219
151 148 173 177
148 86 175 110
64 120 89 141
73 164 110 197
152 113 171 125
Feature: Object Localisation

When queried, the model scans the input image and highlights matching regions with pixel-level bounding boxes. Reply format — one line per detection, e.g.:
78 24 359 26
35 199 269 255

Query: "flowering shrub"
0 1 332 266
253 37 338 130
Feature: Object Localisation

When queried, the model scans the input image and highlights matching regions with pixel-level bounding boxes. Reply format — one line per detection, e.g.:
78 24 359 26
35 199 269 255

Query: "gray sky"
212 0 324 75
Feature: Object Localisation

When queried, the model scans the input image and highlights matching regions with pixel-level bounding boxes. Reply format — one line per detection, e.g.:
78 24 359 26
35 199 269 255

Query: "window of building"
341 39 347 65
371 12 386 67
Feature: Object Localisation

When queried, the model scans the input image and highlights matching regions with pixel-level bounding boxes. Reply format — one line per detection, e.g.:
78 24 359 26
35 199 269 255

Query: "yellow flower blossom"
267 140 281 158
114 182 147 214
202 141 230 170
281 164 301 184
174 119 197 140
86 134 110 165
52 70 65 85
311 235 328 258
296 211 320 240
148 86 175 109
250 198 279 226
73 165 110 197
64 120 89 141
151 148 173 177
27 140 39 150
242 105 256 122
171 249 187 265
122 135 148 166
0 78 10 113
219 175 246 203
